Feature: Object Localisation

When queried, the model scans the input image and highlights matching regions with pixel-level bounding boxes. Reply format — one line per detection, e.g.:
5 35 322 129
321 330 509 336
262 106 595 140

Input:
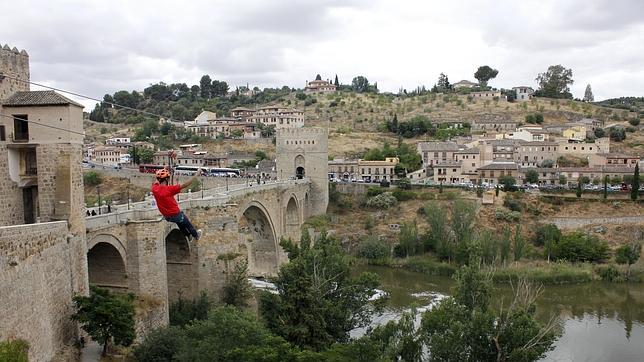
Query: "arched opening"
87 242 128 291
296 167 305 179
166 229 195 302
285 197 300 241
295 155 305 179
240 205 278 276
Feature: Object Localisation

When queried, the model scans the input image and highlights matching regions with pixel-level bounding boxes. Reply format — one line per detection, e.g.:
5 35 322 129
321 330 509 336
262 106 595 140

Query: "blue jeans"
165 211 199 240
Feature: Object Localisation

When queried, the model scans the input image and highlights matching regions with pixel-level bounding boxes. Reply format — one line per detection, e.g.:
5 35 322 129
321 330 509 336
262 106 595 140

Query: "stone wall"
548 216 644 230
0 221 81 362
0 145 25 226
0 44 30 101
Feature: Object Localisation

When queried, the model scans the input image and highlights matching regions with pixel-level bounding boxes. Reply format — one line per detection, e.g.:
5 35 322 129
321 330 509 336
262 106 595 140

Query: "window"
13 115 29 141
0 125 5 141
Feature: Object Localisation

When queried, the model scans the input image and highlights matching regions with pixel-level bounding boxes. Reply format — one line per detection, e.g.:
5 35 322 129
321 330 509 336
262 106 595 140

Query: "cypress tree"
631 164 639 201
334 74 339 87
603 175 608 199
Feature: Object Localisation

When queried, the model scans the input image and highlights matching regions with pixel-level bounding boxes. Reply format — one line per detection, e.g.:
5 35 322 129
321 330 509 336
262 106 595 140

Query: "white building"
512 86 534 102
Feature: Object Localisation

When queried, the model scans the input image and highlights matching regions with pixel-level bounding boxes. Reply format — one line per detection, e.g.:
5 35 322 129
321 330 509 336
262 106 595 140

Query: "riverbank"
354 255 644 284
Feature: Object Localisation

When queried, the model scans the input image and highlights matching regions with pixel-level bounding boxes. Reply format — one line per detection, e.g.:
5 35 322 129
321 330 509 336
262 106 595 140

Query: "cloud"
1 0 642 108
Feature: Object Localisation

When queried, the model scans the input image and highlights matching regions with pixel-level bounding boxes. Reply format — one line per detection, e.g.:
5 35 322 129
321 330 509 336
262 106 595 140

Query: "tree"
576 179 582 198
525 169 539 184
559 175 567 185
615 242 641 279
134 306 302 361
260 232 378 351
397 222 420 257
474 66 499 87
137 148 154 164
420 266 557 361
498 175 516 191
397 177 411 190
351 76 371 93
437 73 451 91
609 127 626 142
169 292 212 327
535 65 574 99
594 127 606 138
83 171 102 186
631 164 639 201
513 225 525 262
534 224 561 263
199 75 212 99
424 202 451 259
334 74 339 87
452 200 477 264
603 175 609 199
72 286 135 356
500 227 512 266
222 261 252 308
583 84 594 102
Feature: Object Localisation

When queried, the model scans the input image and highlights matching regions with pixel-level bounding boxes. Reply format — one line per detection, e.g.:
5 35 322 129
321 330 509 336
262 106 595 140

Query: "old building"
248 106 304 129
562 125 587 140
516 141 559 167
471 119 517 132
93 146 122 166
453 80 478 89
417 141 459 167
470 90 503 101
0 44 30 100
476 162 520 185
512 86 534 101
328 157 359 180
558 138 610 156
304 79 336 93
358 157 399 182
433 161 464 184
454 147 482 175
589 153 640 168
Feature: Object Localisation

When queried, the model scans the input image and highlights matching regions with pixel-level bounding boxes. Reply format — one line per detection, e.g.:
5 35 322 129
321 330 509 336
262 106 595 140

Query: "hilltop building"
452 80 478 89
512 86 534 101
304 78 336 93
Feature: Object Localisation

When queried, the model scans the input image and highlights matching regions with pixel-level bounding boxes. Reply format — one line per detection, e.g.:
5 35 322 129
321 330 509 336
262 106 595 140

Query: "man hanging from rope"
151 168 203 240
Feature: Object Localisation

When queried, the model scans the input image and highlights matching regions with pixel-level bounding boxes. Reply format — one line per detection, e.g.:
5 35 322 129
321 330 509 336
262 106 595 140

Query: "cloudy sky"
2 0 643 109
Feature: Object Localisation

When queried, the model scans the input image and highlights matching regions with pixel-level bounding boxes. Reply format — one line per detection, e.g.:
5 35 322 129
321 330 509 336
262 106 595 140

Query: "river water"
353 265 644 362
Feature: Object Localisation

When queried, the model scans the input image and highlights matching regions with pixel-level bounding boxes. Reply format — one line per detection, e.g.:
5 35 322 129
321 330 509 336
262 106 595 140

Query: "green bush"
402 257 456 277
366 192 398 209
495 209 521 222
551 232 610 263
357 237 390 260
366 186 385 197
169 291 212 327
392 189 416 201
83 171 102 186
0 339 29 362
596 265 623 282
490 264 592 284
503 198 523 212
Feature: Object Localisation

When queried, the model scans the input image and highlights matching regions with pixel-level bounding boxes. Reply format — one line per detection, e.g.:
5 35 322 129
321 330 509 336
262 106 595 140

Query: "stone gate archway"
295 155 305 179
87 241 128 292
240 203 278 276
165 229 195 302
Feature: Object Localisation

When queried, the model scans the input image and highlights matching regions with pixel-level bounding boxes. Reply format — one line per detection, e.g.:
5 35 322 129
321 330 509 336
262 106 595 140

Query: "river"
353 265 644 362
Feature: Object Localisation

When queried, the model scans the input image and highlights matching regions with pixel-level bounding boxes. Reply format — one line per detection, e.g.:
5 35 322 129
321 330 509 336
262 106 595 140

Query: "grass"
488 262 593 285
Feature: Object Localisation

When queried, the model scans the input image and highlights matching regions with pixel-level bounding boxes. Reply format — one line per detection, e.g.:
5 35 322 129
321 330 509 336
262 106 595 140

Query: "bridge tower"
276 127 328 216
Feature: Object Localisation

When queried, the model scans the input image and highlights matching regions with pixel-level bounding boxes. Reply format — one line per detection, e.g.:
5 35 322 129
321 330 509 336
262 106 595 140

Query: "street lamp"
97 185 101 215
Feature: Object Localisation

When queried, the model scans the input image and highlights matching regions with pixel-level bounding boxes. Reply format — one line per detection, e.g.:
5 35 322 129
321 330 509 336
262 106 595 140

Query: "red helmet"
155 169 171 179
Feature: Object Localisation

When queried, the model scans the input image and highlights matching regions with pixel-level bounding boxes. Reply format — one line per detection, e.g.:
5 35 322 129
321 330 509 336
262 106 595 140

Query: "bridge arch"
87 235 128 291
284 195 300 242
165 228 196 302
239 201 279 276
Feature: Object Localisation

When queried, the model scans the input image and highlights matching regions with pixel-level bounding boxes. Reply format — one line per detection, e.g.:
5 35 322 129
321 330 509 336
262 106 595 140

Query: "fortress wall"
0 221 79 361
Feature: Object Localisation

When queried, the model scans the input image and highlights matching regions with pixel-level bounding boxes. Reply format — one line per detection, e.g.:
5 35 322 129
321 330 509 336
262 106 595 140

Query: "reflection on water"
354 265 644 361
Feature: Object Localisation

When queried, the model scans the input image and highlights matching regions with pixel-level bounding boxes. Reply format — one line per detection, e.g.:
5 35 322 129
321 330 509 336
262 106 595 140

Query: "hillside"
87 84 643 158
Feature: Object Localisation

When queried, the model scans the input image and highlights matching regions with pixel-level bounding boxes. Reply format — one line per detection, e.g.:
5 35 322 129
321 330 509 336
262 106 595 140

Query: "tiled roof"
417 141 459 152
478 162 519 170
2 90 84 107
455 147 480 154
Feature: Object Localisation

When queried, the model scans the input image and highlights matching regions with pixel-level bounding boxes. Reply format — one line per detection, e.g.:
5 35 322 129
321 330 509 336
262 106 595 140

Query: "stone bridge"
82 180 314 328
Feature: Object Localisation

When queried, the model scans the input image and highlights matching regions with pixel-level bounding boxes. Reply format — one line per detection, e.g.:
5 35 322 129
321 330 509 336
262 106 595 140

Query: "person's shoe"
196 229 203 241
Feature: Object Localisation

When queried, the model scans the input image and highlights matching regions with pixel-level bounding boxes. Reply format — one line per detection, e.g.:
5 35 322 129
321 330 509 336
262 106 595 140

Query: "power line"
2 74 174 122
0 113 86 137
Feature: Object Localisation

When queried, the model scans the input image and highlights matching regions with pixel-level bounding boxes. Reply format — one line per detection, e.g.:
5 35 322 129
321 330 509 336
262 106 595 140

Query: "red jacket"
151 183 181 217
